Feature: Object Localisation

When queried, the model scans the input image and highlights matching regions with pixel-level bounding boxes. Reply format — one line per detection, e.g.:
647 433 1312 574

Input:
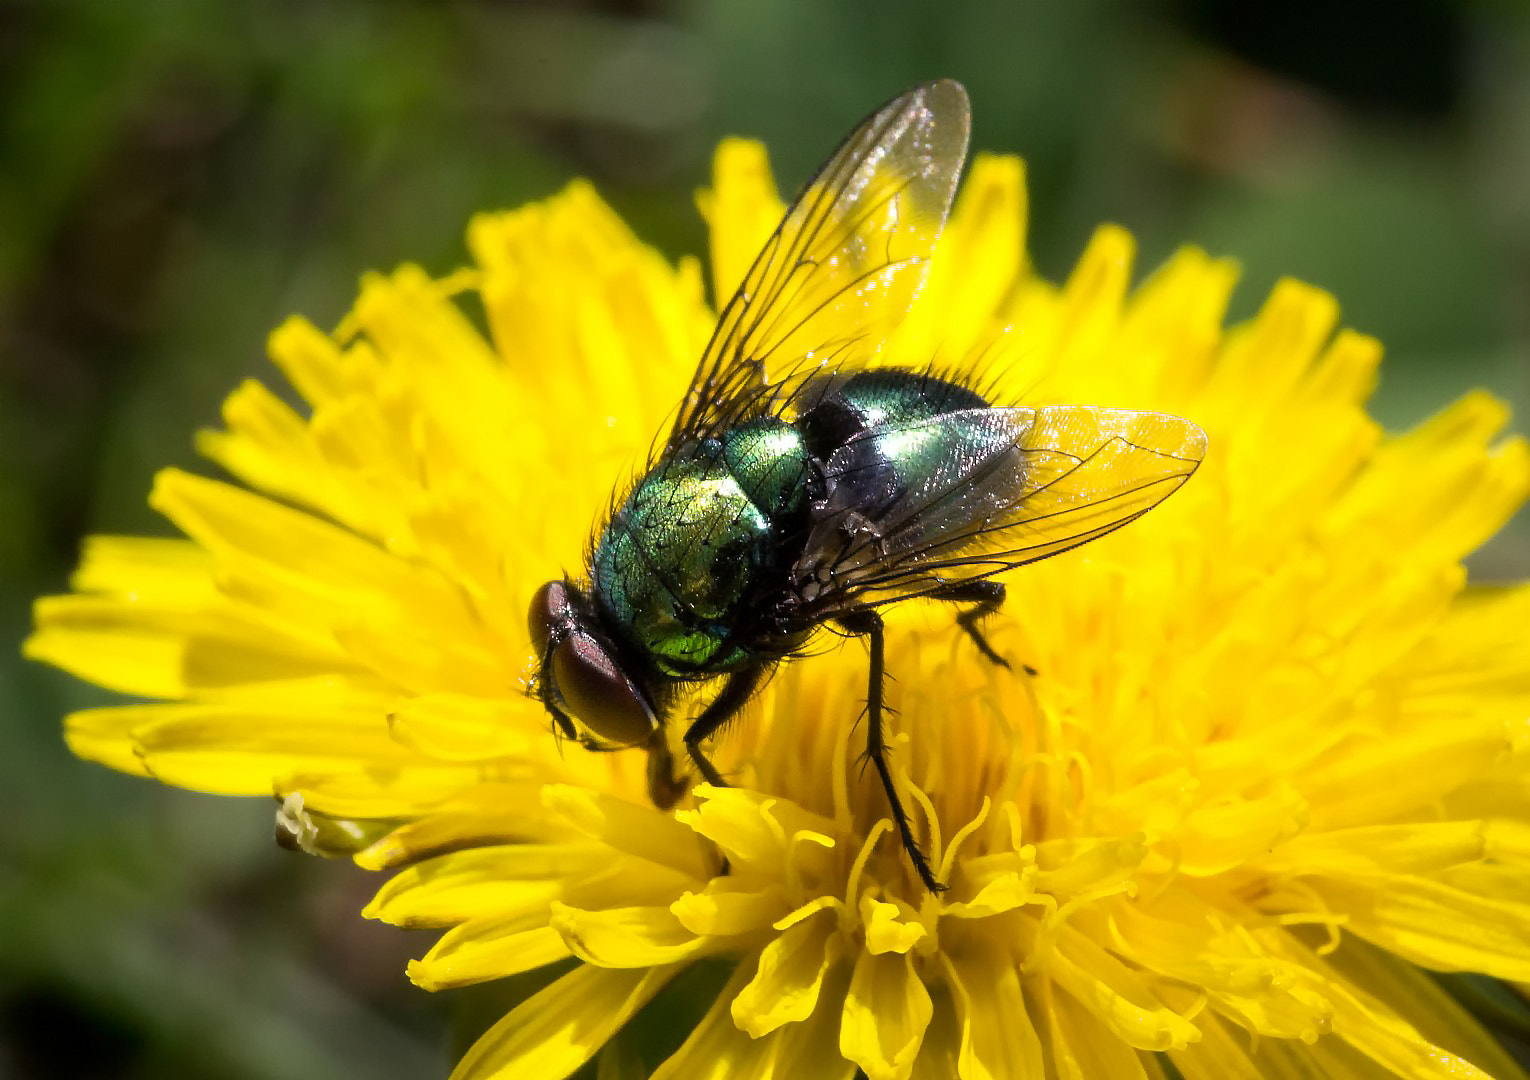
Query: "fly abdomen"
798 369 995 519
798 369 990 460
796 371 1029 592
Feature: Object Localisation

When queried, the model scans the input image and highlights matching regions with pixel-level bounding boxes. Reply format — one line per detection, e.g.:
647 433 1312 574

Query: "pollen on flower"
25 119 1530 1080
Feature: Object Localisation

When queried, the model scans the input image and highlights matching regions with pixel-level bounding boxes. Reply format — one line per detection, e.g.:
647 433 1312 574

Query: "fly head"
528 580 660 750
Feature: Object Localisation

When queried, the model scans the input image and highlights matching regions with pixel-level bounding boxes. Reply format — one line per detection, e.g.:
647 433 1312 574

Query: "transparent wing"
668 79 970 451
796 406 1208 611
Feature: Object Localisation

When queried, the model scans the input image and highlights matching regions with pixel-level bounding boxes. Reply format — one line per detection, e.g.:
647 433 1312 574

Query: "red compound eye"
549 630 656 747
529 579 656 748
528 580 570 656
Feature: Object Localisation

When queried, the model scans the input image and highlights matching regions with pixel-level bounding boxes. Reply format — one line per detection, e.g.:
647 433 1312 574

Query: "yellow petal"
1247 1034 1375 1079
1032 835 1147 896
1301 329 1382 410
62 707 153 777
125 702 409 794
548 902 709 967
1041 981 1151 1080
364 845 603 927
543 785 713 882
150 469 415 603
1100 895 1335 1040
1207 278 1338 412
1325 965 1498 1079
1258 821 1488 876
388 693 538 762
410 913 570 989
670 883 787 937
768 963 859 1080
908 987 961 1080
1049 223 1133 378
1325 393 1530 566
698 138 782 310
449 962 680 1080
1300 874 1530 980
353 784 559 869
1115 245 1238 407
731 908 840 1038
1323 938 1530 1080
860 895 926 955
675 785 838 879
196 378 369 535
1047 922 1201 1052
940 950 1043 1080
948 873 1033 919
893 152 1026 365
267 315 357 407
283 764 489 820
649 964 777 1080
149 470 498 690
1302 720 1509 831
840 950 933 1080
27 595 192 699
348 264 511 425
1160 1004 1265 1080
68 535 214 598
1176 787 1309 876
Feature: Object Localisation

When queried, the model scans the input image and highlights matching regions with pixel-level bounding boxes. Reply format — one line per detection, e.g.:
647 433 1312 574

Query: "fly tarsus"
934 579 1011 669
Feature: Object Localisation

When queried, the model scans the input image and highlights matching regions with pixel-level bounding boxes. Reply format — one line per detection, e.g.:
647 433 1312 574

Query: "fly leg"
931 580 1031 673
673 660 765 881
644 729 688 810
676 664 768 795
839 609 945 894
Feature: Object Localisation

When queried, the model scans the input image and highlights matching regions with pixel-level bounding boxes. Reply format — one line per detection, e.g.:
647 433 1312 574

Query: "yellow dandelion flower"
27 87 1530 1080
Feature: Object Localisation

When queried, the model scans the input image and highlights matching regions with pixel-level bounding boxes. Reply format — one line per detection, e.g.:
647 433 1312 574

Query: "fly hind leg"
839 609 945 894
931 580 1017 670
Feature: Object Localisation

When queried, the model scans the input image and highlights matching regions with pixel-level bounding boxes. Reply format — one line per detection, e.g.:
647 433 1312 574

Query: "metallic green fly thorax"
721 418 815 517
593 421 812 676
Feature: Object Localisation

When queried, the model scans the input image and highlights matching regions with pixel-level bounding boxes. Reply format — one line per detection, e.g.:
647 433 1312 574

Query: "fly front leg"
838 609 945 893
653 665 767 883
677 664 768 794
644 728 688 810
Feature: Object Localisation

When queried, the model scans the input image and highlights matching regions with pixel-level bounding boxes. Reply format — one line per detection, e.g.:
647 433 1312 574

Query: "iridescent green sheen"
824 370 987 429
797 371 993 484
722 419 812 516
593 423 810 676
593 377 995 678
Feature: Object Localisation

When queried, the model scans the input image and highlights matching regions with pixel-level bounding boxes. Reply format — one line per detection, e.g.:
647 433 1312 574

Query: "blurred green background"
4 1 1529 1076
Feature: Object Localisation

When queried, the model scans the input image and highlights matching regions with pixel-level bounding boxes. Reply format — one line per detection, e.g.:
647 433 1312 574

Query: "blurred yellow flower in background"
26 132 1530 1079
